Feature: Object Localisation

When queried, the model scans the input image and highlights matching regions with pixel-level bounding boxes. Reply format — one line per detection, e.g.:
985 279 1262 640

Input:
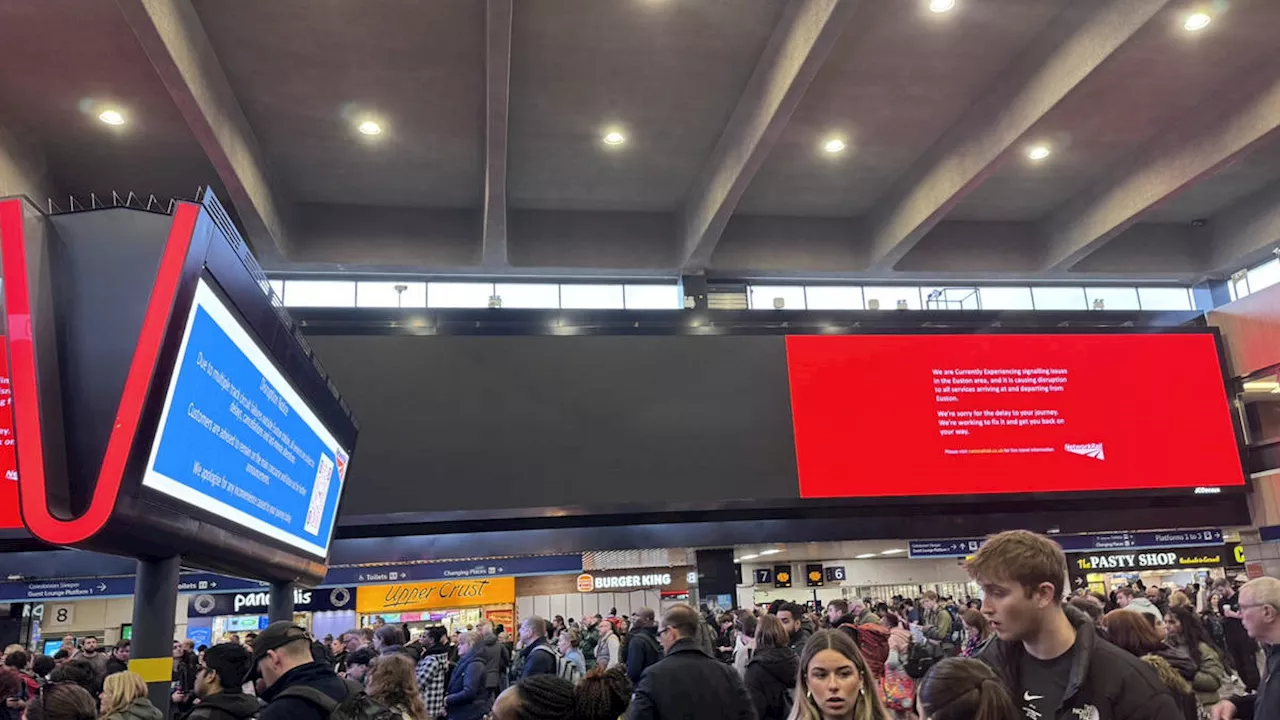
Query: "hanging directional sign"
824 566 847 582
753 568 773 585
910 529 1224 559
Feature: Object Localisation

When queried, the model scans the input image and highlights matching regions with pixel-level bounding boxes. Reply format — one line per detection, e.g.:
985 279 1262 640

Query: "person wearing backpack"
557 630 587 681
250 620 393 720
744 614 797 720
517 616 558 679
625 608 664 685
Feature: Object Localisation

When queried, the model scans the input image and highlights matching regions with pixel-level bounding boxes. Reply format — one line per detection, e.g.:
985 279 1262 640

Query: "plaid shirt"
417 653 450 718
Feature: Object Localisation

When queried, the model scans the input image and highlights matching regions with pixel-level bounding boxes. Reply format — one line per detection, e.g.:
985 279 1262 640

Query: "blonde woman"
786 630 887 720
100 671 163 720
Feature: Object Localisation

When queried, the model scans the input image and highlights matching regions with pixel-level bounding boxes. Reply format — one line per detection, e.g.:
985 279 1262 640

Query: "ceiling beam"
865 0 1168 271
678 0 859 271
116 0 289 259
1043 67 1280 271
1208 178 1280 274
481 0 513 267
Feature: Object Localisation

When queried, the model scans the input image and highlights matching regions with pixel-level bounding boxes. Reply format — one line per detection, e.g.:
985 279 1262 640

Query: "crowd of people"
4 531 1279 720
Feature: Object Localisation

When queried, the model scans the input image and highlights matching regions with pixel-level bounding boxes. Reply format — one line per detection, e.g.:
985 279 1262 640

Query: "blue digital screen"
143 278 349 558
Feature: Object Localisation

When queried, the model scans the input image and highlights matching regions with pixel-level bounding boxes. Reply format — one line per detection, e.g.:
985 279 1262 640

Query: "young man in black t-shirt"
969 530 1181 720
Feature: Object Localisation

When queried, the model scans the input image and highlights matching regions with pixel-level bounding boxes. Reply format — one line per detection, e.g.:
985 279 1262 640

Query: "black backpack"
905 641 943 679
277 679 403 720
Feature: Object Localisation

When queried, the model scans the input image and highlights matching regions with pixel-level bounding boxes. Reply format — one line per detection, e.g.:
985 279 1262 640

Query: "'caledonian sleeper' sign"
356 577 515 613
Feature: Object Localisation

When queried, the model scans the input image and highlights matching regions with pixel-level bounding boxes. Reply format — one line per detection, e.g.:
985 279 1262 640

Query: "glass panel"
749 285 807 310
1136 287 1193 311
494 283 561 309
862 286 921 310
624 284 681 310
356 281 427 308
922 286 978 310
281 280 356 308
976 286 1033 310
428 282 493 308
559 284 625 309
1084 286 1140 311
1248 259 1280 294
1232 274 1250 301
268 279 284 300
1030 287 1087 310
804 286 864 310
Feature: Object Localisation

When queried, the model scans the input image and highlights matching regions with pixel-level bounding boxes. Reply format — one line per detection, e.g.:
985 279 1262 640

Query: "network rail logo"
1064 442 1105 460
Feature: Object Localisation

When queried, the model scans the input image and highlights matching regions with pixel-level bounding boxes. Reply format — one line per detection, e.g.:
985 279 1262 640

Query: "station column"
268 580 295 623
130 556 181 714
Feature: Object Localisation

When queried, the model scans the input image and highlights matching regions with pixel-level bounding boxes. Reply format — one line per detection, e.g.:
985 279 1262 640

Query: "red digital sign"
0 344 17 528
786 334 1244 498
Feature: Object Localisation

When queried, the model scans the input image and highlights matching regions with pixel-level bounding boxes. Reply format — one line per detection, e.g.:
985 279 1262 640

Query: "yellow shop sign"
357 577 515 614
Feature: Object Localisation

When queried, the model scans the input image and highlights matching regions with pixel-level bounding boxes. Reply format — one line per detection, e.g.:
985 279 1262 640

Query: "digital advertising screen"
0 344 18 529
142 278 350 558
786 333 1244 498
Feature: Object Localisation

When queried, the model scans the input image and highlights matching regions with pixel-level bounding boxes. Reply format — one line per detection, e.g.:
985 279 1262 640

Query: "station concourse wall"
1208 281 1280 577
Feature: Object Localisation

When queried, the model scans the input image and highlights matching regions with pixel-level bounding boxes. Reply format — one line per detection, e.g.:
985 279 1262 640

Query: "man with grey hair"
518 614 557 679
1212 576 1280 720
627 607 663 683
474 620 503 699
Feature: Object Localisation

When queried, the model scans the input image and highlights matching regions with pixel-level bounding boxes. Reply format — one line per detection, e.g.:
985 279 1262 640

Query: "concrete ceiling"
2 0 1280 282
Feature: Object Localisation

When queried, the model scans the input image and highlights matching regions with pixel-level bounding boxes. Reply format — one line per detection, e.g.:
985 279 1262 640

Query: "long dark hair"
918 658 1018 720
1168 605 1220 665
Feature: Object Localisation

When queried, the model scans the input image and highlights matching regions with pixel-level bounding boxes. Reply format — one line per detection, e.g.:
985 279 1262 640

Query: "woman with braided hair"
489 673 575 720
917 657 1017 720
573 667 633 720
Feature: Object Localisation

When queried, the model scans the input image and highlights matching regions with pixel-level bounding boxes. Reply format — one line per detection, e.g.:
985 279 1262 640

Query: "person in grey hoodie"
1117 586 1165 626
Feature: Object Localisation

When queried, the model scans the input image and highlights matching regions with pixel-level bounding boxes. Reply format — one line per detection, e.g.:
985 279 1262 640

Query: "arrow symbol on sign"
96 583 106 592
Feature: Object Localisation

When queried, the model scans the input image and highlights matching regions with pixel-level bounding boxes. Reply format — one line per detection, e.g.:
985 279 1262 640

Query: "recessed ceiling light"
823 137 847 154
928 0 957 13
759 548 782 555
880 548 906 555
603 131 626 146
98 109 125 126
357 120 383 136
740 554 759 561
1027 144 1051 161
1183 12 1211 31
855 553 877 559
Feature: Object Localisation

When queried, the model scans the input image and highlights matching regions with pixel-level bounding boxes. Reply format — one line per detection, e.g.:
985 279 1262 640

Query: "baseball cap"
243 621 310 682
